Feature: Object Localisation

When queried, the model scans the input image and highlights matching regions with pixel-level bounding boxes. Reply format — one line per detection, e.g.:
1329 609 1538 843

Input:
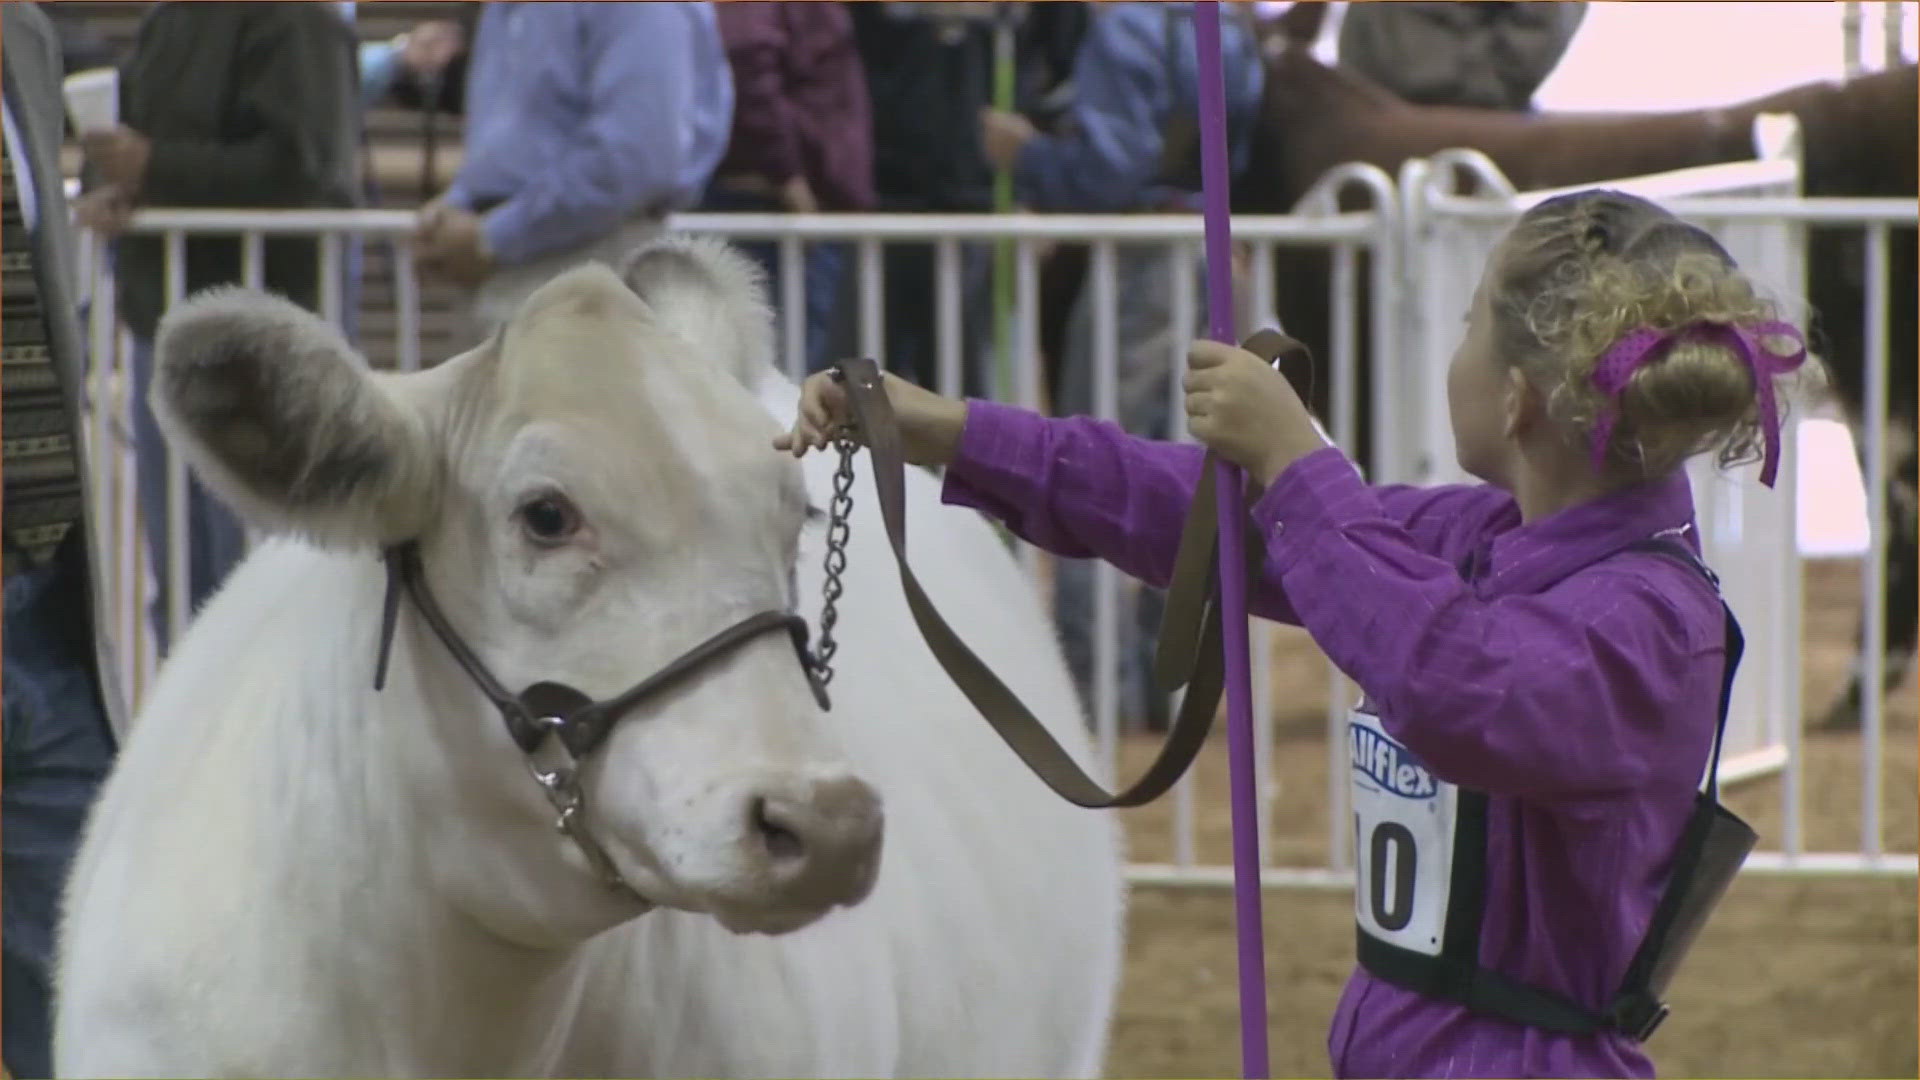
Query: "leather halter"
370 541 832 896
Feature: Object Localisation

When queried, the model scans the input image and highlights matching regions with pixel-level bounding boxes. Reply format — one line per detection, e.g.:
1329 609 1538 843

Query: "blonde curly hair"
1488 189 1825 480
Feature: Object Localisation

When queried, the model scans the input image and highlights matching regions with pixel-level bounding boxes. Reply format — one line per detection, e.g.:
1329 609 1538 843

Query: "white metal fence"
75 149 1915 888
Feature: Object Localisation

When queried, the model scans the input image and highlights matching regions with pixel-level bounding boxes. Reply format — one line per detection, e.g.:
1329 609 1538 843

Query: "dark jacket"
111 2 360 339
849 2 1093 213
712 2 875 212
849 3 999 212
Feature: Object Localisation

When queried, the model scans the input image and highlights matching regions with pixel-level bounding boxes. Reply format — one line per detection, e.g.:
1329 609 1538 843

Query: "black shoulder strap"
1602 536 1754 1040
1619 537 1745 802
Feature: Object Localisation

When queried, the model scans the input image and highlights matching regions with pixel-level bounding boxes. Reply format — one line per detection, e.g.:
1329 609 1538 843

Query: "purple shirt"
943 401 1733 1080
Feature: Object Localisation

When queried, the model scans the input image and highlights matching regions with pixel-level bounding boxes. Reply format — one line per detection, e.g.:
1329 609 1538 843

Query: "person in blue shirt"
977 1 1264 732
413 2 734 340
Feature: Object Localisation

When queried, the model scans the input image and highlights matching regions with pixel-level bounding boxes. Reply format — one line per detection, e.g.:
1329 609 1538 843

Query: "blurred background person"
1338 1 1588 112
978 0 1264 732
412 1 733 341
703 0 875 376
359 15 467 113
849 2 1002 394
73 0 360 655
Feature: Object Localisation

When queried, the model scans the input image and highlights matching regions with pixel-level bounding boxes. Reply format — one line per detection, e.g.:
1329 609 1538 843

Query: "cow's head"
151 238 882 944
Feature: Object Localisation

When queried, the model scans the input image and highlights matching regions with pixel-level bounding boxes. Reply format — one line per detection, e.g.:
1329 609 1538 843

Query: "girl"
775 188 1816 1078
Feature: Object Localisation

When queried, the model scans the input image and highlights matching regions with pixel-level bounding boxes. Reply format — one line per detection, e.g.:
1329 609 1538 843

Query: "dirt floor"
1101 557 1918 1079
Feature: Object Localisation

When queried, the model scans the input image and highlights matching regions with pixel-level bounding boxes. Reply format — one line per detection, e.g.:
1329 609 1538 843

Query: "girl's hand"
773 369 970 469
1183 339 1331 488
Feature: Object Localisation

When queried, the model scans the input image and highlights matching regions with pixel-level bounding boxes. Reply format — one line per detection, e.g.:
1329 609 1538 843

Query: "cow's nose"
744 775 883 908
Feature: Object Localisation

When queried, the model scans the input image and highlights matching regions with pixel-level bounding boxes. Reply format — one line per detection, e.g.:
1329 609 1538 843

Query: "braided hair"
1485 189 1824 479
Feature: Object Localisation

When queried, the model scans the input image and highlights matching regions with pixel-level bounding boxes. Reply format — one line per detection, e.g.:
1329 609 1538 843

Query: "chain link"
523 730 633 893
814 433 859 686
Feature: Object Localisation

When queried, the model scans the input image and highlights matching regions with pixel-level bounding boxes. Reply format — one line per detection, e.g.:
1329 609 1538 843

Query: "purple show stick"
1191 4 1271 1077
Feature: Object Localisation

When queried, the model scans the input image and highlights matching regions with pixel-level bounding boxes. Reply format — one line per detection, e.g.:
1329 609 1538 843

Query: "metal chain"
814 433 858 686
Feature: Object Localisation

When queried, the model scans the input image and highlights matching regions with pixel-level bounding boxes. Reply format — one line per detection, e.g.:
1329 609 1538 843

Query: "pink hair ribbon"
1588 319 1808 487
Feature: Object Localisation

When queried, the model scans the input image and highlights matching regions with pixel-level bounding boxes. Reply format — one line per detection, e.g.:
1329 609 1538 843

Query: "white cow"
54 238 1127 1078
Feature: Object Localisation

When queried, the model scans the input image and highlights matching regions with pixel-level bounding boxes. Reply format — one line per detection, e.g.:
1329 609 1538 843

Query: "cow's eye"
516 494 581 546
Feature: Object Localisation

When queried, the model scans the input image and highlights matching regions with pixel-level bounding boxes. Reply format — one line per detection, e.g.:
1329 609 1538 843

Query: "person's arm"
1252 449 1715 801
140 8 355 207
359 38 405 111
479 4 711 265
1010 8 1171 213
714 3 800 190
942 401 1495 626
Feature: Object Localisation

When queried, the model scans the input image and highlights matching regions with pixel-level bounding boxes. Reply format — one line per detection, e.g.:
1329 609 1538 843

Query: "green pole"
992 10 1017 405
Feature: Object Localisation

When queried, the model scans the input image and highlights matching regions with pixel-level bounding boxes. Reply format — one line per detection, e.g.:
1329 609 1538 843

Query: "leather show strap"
831 328 1312 809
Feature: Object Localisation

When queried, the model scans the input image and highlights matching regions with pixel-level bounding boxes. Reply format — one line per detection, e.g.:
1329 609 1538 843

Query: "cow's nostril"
752 796 805 862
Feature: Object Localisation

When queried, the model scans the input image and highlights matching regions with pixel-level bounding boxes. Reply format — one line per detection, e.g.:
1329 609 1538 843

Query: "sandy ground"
1101 557 1917 1079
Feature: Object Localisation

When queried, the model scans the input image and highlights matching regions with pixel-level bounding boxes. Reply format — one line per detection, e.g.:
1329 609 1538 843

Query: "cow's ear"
151 287 442 549
616 234 776 392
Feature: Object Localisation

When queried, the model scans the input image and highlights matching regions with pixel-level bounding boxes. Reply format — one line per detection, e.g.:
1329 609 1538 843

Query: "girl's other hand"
1183 339 1331 487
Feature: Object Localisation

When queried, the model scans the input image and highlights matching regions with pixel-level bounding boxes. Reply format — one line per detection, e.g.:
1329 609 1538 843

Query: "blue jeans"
2 537 119 1079
129 336 249 654
1053 244 1210 730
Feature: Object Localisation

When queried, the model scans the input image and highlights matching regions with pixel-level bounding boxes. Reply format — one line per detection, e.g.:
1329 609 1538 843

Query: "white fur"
54 239 1126 1078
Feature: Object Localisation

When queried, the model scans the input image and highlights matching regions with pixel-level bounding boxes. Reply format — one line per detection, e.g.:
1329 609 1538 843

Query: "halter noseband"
370 541 833 900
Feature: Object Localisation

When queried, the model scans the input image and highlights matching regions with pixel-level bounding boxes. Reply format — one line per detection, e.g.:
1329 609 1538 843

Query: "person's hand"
774 369 970 469
400 19 465 77
80 125 150 192
780 174 819 215
413 195 455 242
414 203 494 287
73 186 135 235
979 108 1037 172
1183 339 1330 488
